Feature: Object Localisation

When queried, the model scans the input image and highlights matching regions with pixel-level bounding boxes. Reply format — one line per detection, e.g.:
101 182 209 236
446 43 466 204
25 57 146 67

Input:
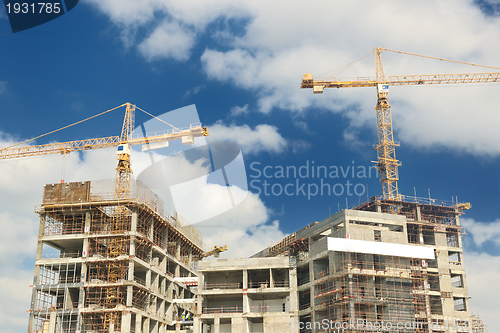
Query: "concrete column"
149 218 155 242
37 213 46 259
348 273 355 321
308 260 314 314
135 313 142 333
242 269 249 313
289 266 298 314
121 311 132 333
416 205 422 222
175 263 180 278
188 248 193 268
48 309 57 333
143 318 150 333
456 215 464 249
243 269 248 289
245 318 250 333
109 321 115 333
76 211 91 327
176 240 181 261
214 316 220 333
146 269 152 289
194 317 200 333
164 227 169 250
243 289 249 313
28 213 47 332
83 211 91 257
127 285 133 306
131 209 138 232
269 268 274 288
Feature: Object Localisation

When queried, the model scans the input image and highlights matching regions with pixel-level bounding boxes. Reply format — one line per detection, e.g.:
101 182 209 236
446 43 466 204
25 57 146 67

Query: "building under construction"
28 179 203 333
27 180 487 333
196 197 486 333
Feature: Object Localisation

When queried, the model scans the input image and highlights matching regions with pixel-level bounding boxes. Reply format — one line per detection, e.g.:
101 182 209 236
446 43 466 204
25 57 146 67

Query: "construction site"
1 47 494 332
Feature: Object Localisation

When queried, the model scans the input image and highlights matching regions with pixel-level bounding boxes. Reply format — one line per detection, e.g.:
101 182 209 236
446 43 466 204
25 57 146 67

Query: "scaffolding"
28 180 204 333
312 253 429 332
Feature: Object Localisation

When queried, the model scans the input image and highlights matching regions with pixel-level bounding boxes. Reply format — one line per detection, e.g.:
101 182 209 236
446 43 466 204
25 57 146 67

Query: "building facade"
200 197 486 333
196 257 299 333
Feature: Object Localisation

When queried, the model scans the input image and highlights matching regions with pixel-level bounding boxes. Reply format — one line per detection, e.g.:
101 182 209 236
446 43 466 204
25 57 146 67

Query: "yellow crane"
301 47 500 201
203 245 228 258
0 102 208 194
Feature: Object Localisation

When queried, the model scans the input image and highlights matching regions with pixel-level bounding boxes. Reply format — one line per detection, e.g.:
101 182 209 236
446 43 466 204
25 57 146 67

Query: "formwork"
28 179 203 333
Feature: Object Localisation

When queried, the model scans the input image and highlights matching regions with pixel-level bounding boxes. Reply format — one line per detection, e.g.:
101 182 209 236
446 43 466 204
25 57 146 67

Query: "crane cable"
317 50 374 79
4 103 127 149
135 106 180 131
315 48 500 82
380 48 500 71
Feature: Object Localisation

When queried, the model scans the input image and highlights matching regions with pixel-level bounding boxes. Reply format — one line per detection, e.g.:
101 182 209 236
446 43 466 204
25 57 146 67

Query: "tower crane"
301 47 500 201
0 102 208 196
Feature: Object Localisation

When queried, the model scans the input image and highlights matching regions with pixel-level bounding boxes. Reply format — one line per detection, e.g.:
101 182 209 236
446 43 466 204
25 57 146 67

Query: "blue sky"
1 1 500 332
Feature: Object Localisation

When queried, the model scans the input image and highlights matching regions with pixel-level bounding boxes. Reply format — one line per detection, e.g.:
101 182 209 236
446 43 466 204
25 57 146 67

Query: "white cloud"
0 272 33 332
87 0 500 155
462 251 500 331
70 101 84 111
86 0 248 59
230 104 249 117
460 218 500 329
197 191 285 258
208 122 287 155
461 217 500 247
138 21 196 62
0 81 7 94
86 0 158 27
184 85 206 98
291 140 312 154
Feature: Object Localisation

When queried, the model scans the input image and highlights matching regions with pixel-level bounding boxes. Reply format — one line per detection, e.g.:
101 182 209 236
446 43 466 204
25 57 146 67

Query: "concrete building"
198 197 486 333
196 257 299 333
27 179 486 333
28 180 202 333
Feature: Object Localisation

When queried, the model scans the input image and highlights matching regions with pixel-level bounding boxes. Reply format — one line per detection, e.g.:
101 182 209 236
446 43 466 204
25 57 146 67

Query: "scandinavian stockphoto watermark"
249 161 378 200
290 318 424 331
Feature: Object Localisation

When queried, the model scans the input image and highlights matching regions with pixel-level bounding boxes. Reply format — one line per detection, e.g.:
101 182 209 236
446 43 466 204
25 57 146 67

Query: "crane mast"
115 102 135 201
301 47 500 202
374 48 401 200
107 102 135 327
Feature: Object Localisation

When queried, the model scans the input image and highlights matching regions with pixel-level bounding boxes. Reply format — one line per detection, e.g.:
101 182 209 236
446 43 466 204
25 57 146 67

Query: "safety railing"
202 306 242 314
204 282 242 290
249 305 285 313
